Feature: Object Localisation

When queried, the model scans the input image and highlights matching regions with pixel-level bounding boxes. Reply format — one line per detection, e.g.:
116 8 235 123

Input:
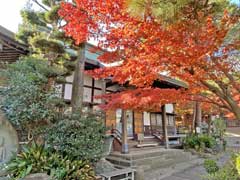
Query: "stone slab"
0 111 18 165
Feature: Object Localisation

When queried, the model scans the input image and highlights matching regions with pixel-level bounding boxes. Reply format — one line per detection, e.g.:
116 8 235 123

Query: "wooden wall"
134 112 144 135
105 110 116 133
105 110 144 137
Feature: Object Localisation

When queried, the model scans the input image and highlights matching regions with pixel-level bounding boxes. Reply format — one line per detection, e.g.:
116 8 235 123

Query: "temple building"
0 25 28 67
0 25 187 154
61 43 187 153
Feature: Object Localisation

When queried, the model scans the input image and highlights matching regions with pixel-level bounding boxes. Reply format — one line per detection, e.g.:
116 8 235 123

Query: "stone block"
24 173 50 180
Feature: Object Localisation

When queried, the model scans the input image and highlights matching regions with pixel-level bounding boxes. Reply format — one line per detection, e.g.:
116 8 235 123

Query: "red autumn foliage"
59 1 240 118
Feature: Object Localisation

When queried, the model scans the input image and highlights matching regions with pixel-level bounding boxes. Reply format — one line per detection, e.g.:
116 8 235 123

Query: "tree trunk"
225 97 240 121
195 101 202 128
201 80 240 121
192 101 202 134
101 79 106 125
192 102 196 133
71 43 85 114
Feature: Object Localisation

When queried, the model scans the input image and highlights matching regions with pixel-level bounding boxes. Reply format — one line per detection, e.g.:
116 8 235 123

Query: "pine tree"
125 0 238 24
17 0 85 114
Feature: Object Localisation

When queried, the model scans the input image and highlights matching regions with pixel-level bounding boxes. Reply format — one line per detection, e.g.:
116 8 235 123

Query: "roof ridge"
0 25 15 39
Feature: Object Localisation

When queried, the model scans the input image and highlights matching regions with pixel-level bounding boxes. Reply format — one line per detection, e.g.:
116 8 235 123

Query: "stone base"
95 158 117 174
24 173 50 180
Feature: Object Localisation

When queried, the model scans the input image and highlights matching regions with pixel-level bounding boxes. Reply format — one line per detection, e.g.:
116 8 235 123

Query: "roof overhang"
0 25 28 66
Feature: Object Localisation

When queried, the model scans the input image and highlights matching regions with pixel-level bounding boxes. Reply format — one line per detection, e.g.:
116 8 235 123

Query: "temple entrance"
150 113 163 135
116 109 134 137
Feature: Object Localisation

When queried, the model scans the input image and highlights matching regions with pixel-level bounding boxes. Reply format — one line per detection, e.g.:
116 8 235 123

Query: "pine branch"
32 0 49 11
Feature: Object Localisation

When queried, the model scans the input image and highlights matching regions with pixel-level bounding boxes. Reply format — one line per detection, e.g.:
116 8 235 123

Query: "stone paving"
161 165 206 180
161 152 232 180
161 129 239 180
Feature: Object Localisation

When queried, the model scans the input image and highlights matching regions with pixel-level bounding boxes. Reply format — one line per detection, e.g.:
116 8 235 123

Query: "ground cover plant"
5 143 95 180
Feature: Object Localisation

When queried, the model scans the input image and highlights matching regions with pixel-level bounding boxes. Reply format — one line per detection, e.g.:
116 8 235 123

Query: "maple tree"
59 0 240 119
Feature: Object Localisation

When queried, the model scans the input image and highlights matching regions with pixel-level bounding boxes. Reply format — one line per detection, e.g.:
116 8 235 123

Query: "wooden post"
173 103 177 135
121 110 129 154
161 105 169 149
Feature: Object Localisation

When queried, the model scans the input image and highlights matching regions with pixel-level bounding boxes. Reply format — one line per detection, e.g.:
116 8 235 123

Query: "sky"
0 0 239 33
0 0 28 32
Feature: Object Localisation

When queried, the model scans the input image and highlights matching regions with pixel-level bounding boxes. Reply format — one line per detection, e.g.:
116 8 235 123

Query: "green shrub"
212 118 226 139
183 134 216 151
5 143 95 180
45 113 106 162
204 159 219 174
236 154 240 176
0 57 65 135
204 154 240 180
198 135 216 149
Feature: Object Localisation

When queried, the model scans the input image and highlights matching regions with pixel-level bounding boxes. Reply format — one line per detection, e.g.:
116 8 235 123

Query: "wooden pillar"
173 103 177 135
121 110 129 154
161 105 169 149
101 79 106 103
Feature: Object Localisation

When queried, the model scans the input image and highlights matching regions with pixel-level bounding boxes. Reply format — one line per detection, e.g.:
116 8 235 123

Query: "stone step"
107 151 197 173
106 156 132 167
127 139 161 148
112 164 129 169
110 150 194 163
110 149 179 160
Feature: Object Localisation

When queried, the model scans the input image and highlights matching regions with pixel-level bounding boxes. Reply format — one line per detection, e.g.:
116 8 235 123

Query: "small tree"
212 118 226 140
0 57 65 140
45 113 106 162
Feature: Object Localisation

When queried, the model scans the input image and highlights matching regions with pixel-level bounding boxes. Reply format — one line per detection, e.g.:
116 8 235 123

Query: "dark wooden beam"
91 78 95 103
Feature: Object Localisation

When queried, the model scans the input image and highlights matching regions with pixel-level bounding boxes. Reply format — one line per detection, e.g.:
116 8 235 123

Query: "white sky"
0 0 28 32
0 0 239 33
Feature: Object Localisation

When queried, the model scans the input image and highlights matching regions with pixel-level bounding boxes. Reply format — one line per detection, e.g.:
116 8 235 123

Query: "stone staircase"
127 137 161 149
106 148 203 180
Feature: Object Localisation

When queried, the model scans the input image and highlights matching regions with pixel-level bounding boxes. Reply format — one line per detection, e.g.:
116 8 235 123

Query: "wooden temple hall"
0 25 28 67
0 25 187 154
62 43 187 154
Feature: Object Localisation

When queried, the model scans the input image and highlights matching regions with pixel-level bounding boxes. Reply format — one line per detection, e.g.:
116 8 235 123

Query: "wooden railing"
111 128 122 144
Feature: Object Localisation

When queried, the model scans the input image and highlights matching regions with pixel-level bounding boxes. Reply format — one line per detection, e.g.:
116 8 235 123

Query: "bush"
0 57 65 135
212 118 226 139
204 159 219 174
45 113 106 162
204 154 239 180
198 135 216 149
5 143 95 180
236 154 240 176
183 134 216 151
